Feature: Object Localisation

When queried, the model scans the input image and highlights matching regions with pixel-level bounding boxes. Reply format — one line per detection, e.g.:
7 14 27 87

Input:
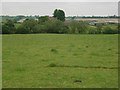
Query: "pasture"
2 34 118 88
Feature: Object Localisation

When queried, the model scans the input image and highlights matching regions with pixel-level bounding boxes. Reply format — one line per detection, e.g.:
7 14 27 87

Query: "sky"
1 2 118 16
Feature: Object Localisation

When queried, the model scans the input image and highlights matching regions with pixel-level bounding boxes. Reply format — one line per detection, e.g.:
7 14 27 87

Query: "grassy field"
2 34 118 88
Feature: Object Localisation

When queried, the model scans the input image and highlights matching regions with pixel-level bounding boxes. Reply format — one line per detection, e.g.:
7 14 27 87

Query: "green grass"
2 34 118 88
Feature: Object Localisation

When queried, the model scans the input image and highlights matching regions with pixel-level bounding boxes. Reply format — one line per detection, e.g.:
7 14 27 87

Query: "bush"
2 16 119 34
102 25 118 34
16 18 68 34
22 19 38 33
16 25 31 34
16 19 38 34
87 26 97 34
66 21 88 34
38 16 49 23
96 24 103 34
32 25 46 33
2 25 11 34
43 18 66 33
2 20 16 34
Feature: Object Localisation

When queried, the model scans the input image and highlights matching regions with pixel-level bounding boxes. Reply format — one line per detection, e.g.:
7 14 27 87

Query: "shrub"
96 24 103 34
102 25 118 34
38 16 49 24
66 21 88 34
32 24 46 33
87 26 97 34
43 18 66 33
2 25 11 34
16 19 38 34
2 19 16 34
22 19 38 33
16 25 31 34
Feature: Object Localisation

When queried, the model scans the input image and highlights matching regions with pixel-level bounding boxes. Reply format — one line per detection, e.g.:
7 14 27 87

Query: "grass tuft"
108 48 112 50
51 48 58 53
73 53 78 56
48 63 57 67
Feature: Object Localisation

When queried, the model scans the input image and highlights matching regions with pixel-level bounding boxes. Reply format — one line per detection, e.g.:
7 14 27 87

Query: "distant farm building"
17 18 26 23
17 18 38 23
66 17 118 25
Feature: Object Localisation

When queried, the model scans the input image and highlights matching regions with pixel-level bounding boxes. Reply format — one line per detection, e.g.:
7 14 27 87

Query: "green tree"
33 24 46 33
96 24 103 34
22 19 37 33
16 19 37 34
53 9 65 21
43 18 67 33
38 16 49 24
16 25 30 34
67 21 88 34
102 25 118 34
2 19 16 34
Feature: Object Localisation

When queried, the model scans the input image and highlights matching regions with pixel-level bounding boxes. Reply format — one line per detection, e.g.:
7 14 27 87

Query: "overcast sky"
2 2 118 16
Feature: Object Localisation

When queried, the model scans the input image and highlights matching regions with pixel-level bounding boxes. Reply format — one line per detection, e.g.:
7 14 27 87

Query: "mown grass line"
47 64 118 69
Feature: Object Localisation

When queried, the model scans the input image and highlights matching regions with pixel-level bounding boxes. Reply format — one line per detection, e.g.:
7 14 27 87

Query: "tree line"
2 9 119 34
